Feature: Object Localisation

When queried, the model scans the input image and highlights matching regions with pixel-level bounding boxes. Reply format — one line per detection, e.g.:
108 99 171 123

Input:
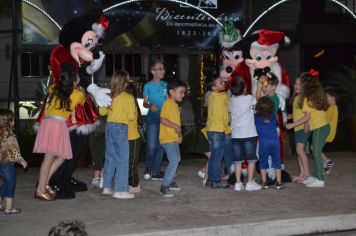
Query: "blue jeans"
207 131 225 183
103 122 129 192
223 134 234 174
232 137 258 163
0 162 16 198
145 116 164 175
161 142 181 187
259 139 281 170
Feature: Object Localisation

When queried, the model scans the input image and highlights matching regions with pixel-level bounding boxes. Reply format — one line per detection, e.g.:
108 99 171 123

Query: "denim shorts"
294 130 310 145
232 137 257 164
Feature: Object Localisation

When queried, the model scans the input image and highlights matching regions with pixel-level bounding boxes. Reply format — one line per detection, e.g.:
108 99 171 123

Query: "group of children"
195 69 338 192
0 60 339 210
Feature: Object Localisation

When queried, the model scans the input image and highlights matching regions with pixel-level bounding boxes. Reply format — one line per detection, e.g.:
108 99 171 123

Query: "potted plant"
329 60 356 151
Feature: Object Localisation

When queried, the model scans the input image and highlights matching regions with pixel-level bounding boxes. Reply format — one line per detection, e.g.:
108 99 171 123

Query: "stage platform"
0 152 355 236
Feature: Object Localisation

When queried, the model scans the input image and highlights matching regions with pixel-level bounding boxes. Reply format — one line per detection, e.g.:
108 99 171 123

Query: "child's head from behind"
111 70 129 97
262 72 279 96
325 89 338 106
229 75 246 96
52 62 78 112
256 97 274 118
150 58 165 80
48 220 88 236
299 71 328 110
206 73 225 92
168 80 186 102
0 108 14 128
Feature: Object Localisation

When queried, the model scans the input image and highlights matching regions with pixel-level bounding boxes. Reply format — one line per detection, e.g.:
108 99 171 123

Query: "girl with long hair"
286 70 329 187
291 77 311 183
34 62 85 200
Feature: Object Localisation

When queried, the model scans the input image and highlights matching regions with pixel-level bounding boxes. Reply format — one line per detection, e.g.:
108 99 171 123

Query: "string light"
200 54 205 96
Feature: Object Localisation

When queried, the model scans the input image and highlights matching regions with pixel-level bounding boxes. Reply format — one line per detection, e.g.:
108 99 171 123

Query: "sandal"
4 208 21 214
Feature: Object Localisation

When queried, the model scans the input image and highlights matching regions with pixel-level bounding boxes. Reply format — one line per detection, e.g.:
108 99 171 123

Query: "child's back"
255 114 278 141
229 94 257 138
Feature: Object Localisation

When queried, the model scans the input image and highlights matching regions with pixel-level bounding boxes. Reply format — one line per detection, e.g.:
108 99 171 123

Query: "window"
105 53 142 77
21 53 50 77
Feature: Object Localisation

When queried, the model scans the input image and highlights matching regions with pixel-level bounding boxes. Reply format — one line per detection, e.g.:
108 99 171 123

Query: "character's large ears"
59 10 103 48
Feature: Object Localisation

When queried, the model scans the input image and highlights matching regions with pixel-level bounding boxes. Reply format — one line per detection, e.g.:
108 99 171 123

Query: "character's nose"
226 66 233 73
264 67 271 73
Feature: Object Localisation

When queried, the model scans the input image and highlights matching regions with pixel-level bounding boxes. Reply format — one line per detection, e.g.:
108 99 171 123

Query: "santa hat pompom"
284 36 291 45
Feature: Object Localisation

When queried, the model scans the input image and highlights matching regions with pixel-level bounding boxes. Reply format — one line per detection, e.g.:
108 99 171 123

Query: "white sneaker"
306 179 325 188
99 177 104 188
144 173 151 180
102 188 113 195
197 170 205 179
302 176 315 185
245 181 262 191
112 192 135 199
91 177 101 188
234 182 244 191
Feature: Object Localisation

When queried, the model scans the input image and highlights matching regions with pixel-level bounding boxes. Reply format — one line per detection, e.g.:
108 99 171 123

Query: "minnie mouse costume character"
38 11 111 199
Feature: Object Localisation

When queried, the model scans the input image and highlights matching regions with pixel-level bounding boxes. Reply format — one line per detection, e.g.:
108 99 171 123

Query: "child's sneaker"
261 181 269 189
112 192 135 199
275 182 285 190
305 178 325 188
151 171 165 181
102 188 113 195
169 182 181 191
129 185 141 193
245 180 262 191
99 177 104 188
302 176 315 185
144 168 152 180
234 182 244 191
197 170 205 179
91 177 101 188
160 186 174 198
324 160 334 174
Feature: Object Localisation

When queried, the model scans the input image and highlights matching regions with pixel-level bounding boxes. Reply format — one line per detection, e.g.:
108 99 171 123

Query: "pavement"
0 152 356 236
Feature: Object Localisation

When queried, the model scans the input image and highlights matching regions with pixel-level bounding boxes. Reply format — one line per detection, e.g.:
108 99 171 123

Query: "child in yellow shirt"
322 90 338 173
99 71 136 199
159 80 186 197
206 74 229 188
286 71 329 187
34 63 85 201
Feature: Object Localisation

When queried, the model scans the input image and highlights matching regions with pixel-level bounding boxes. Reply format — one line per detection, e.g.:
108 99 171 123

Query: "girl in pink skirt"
33 62 85 201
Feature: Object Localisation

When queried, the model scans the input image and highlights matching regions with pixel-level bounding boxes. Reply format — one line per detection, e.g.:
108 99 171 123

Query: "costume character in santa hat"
35 10 111 199
244 29 290 180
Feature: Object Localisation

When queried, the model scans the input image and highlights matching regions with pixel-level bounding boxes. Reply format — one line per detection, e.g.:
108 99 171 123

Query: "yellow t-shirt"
326 104 338 142
46 87 85 119
99 92 135 124
206 92 229 132
301 98 328 131
159 98 181 144
292 95 305 132
128 106 140 141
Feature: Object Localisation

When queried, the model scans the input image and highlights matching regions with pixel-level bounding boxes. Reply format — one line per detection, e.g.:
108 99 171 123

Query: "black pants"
50 131 84 185
129 138 141 187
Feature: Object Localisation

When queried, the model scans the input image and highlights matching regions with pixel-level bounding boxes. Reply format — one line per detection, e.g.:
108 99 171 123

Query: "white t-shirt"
228 94 258 138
